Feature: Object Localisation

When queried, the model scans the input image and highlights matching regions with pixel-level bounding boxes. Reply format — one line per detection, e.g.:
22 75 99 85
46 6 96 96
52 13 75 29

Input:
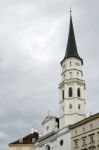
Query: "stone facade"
69 113 99 150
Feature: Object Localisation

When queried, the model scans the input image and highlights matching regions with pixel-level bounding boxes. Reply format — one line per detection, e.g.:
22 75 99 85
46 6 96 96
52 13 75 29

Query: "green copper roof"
61 13 83 65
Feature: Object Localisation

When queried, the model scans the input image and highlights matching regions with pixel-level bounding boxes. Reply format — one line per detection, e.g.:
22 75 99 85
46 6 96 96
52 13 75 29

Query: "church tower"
59 12 86 129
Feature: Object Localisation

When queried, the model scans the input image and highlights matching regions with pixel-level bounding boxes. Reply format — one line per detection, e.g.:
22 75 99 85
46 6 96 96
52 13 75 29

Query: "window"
46 145 50 150
90 124 93 130
19 138 23 143
32 138 36 144
82 127 85 133
78 104 81 110
89 135 94 144
70 61 72 66
77 88 81 97
69 87 73 97
62 90 65 100
60 139 64 146
69 104 72 109
74 141 78 146
46 126 49 130
69 72 72 78
97 132 99 141
82 138 87 146
89 147 95 150
74 140 78 148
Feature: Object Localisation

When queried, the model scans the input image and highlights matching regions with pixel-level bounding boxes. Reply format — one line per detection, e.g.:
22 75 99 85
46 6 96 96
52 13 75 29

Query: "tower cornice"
59 78 85 88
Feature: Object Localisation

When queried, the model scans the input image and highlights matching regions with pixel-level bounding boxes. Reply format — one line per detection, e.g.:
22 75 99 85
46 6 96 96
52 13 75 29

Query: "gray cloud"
0 0 99 149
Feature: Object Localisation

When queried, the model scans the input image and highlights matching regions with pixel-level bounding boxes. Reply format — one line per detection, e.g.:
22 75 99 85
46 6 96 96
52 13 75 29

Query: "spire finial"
47 110 50 116
70 8 72 16
60 8 83 65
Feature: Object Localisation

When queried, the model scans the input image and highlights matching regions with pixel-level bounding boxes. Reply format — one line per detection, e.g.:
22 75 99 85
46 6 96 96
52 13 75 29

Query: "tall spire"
61 10 83 64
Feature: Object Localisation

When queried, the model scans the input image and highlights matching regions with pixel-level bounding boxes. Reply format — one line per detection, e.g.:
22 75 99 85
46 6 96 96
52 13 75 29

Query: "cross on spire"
61 9 83 65
70 8 72 16
47 110 50 116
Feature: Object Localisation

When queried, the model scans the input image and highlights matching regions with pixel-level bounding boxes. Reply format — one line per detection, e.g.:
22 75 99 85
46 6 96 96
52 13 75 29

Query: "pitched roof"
61 13 83 65
9 132 39 146
42 115 59 126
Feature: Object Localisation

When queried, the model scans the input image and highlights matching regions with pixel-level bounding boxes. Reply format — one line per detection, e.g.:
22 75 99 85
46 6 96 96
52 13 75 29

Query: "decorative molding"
59 98 85 104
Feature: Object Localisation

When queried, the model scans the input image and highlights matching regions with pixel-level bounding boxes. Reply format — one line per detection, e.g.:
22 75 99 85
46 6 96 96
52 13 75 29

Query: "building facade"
69 113 99 150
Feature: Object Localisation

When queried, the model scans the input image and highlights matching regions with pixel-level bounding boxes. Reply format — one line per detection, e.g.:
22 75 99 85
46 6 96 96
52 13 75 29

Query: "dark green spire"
61 11 83 64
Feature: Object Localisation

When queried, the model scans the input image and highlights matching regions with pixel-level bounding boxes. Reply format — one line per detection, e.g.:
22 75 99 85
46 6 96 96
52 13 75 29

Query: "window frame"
69 87 73 97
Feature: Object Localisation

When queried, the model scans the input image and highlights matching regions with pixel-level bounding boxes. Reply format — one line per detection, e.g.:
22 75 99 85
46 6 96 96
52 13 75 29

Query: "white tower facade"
59 13 86 129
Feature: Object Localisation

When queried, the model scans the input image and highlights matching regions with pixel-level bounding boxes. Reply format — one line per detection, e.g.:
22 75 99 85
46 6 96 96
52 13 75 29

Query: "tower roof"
61 12 83 65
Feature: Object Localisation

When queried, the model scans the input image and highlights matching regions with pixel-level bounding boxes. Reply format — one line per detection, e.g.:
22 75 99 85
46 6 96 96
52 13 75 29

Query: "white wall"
35 129 71 150
59 57 86 129
42 118 58 136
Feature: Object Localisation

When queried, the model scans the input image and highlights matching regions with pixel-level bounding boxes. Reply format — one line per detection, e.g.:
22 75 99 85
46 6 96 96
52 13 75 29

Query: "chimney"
31 128 34 133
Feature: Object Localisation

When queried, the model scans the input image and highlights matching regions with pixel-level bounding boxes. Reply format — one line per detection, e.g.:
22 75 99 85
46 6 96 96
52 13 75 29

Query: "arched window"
46 145 50 150
69 87 73 97
62 90 65 100
77 88 81 97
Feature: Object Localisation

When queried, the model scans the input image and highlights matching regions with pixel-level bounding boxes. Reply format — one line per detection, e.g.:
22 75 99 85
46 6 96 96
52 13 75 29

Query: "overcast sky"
0 0 99 149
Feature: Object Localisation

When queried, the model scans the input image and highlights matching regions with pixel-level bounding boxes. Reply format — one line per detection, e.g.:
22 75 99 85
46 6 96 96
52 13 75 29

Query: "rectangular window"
69 104 72 109
74 140 78 148
89 135 94 144
90 124 93 130
82 127 85 133
82 138 87 146
98 132 99 141
19 138 23 144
